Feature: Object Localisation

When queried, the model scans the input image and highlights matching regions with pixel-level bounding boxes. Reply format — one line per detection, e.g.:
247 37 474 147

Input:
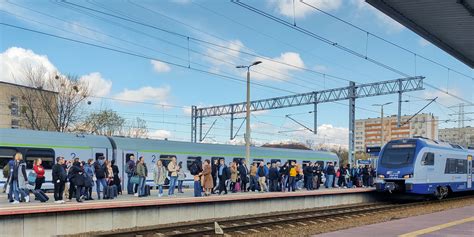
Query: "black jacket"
268 167 279 180
326 165 336 176
69 163 85 186
52 163 67 183
257 166 266 177
218 165 230 180
94 162 107 179
304 166 313 177
279 166 289 176
238 165 248 183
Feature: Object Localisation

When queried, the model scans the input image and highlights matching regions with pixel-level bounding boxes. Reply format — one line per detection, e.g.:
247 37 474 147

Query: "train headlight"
378 175 385 179
403 174 413 179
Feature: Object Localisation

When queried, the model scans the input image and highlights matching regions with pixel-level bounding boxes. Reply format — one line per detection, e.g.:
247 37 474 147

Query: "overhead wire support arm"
400 97 438 127
285 114 314 133
200 119 217 142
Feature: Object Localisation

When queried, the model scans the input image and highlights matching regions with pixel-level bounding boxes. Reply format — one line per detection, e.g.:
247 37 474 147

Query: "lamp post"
236 61 262 167
372 102 393 147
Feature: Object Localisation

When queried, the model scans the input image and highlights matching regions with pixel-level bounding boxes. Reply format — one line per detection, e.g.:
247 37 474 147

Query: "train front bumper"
376 179 413 192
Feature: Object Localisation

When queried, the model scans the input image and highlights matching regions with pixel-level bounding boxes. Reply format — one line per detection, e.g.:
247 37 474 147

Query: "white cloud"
206 40 244 66
268 0 342 19
422 88 461 107
0 47 57 84
314 64 328 72
418 38 431 47
151 60 171 73
252 52 305 81
114 86 171 106
79 72 112 97
148 129 172 139
351 0 404 33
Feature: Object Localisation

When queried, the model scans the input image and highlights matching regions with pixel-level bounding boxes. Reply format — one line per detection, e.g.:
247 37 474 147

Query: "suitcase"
144 184 151 196
33 189 49 202
105 185 118 199
234 182 241 192
346 181 353 188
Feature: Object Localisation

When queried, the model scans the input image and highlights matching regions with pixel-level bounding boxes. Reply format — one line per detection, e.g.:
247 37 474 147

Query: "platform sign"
366 146 381 157
357 159 371 166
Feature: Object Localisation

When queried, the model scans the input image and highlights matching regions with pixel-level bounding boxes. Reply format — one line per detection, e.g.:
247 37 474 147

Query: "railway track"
101 195 473 237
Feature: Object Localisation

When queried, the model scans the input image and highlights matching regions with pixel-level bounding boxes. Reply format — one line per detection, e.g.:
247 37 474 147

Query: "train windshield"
380 143 416 167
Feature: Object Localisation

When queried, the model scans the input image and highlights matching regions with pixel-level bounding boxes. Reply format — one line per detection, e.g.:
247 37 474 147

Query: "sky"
1 0 473 147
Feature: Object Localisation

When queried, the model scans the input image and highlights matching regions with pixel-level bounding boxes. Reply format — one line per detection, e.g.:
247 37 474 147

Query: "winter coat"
230 165 238 182
250 165 258 176
94 161 107 179
69 164 85 186
168 162 178 177
177 167 186 181
269 167 279 180
52 163 67 183
33 164 45 179
154 165 168 185
202 163 213 189
136 163 148 177
9 161 27 189
238 164 248 183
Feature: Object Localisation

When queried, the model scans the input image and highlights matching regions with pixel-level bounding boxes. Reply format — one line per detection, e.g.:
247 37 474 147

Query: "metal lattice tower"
191 76 425 165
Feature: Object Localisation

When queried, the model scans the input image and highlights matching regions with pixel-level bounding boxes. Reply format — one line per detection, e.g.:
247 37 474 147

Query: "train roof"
387 137 473 154
0 129 338 161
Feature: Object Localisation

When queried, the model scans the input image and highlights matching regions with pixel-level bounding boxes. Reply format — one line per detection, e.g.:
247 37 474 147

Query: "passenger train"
376 137 474 199
0 129 339 189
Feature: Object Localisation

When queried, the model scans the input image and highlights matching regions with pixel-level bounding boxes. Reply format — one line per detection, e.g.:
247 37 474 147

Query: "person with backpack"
126 155 136 195
52 157 67 204
153 160 167 197
268 163 279 192
167 157 179 196
9 152 28 204
94 156 108 199
68 160 86 202
177 161 186 193
33 158 45 190
217 158 229 195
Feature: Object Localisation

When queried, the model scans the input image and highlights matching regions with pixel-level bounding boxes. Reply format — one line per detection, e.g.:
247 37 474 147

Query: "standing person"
279 162 289 192
211 159 219 194
362 165 370 187
304 162 314 191
313 163 322 190
94 156 108 199
153 160 167 197
9 152 28 204
288 161 297 192
126 155 136 195
238 160 249 192
217 159 229 195
136 156 148 197
52 157 67 204
69 160 85 202
33 158 45 190
177 161 186 193
83 159 95 200
189 160 203 197
229 161 238 192
337 165 347 188
268 163 279 192
167 157 179 196
248 163 258 192
111 160 122 195
4 157 14 202
325 162 335 189
257 162 268 192
201 159 213 196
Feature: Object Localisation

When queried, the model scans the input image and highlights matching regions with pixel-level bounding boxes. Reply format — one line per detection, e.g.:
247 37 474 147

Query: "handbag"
28 171 37 185
130 175 140 185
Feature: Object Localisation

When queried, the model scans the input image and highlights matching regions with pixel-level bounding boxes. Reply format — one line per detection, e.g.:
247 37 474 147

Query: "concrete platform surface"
315 204 474 237
0 187 374 216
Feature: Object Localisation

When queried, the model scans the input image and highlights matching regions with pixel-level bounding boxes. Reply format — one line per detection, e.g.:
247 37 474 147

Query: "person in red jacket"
33 158 45 190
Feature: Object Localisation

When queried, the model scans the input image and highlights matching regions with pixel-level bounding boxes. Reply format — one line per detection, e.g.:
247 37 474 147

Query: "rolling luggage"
105 185 118 199
33 189 49 202
346 181 353 188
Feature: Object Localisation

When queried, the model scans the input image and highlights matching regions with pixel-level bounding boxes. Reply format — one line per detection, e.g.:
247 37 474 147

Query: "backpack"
3 163 9 178
190 162 200 176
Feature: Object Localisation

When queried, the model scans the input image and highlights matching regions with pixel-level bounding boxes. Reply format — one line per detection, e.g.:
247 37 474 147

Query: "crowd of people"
2 152 376 204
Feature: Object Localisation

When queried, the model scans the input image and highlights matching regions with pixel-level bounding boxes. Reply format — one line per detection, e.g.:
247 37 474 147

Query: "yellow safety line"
398 216 474 237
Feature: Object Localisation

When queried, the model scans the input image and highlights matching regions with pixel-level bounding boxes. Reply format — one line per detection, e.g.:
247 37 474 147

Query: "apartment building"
439 127 474 148
355 113 438 152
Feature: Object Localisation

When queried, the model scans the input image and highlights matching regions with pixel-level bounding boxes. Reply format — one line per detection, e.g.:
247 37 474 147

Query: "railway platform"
317 204 474 237
0 187 375 236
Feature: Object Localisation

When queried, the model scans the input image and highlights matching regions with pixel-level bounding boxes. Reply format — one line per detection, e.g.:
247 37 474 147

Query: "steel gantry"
191 76 424 165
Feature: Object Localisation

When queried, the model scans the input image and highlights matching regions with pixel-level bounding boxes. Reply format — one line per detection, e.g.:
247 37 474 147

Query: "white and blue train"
0 128 339 189
375 137 474 199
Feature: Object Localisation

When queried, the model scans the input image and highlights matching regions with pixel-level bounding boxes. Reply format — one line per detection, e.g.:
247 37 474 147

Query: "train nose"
385 182 396 192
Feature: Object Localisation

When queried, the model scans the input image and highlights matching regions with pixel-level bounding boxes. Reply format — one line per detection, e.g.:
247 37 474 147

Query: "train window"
187 156 202 170
270 159 281 164
211 157 223 165
233 158 244 165
95 153 104 161
315 161 324 167
421 152 434 166
445 158 468 174
252 159 264 165
159 155 176 168
0 148 17 169
125 153 135 163
25 149 55 169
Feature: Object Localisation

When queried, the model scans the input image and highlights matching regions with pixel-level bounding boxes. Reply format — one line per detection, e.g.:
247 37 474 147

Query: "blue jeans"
138 177 146 196
249 176 258 191
12 180 20 201
127 174 134 194
156 184 163 195
96 178 107 199
193 181 202 197
281 175 288 192
326 175 334 188
178 180 184 192
168 176 177 195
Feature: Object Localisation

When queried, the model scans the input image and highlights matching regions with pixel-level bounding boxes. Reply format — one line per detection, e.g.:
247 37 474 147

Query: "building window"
11 119 19 128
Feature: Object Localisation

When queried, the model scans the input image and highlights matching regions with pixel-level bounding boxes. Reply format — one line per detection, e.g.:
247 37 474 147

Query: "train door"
468 155 472 189
420 152 435 183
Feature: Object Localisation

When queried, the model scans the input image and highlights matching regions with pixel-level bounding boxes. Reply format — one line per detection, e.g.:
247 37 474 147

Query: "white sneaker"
134 193 139 197
158 194 163 197
11 201 20 204
25 196 30 203
54 200 62 204
61 200 66 204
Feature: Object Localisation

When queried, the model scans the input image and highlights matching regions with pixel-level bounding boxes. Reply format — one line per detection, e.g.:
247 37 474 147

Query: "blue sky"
1 0 473 146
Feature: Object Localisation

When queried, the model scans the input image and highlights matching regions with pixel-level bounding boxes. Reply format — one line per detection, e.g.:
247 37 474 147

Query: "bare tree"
15 65 90 132
125 117 149 138
80 109 125 136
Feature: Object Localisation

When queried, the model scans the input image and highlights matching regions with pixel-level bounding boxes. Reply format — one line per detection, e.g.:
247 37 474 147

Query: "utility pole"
372 102 393 147
236 61 262 167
